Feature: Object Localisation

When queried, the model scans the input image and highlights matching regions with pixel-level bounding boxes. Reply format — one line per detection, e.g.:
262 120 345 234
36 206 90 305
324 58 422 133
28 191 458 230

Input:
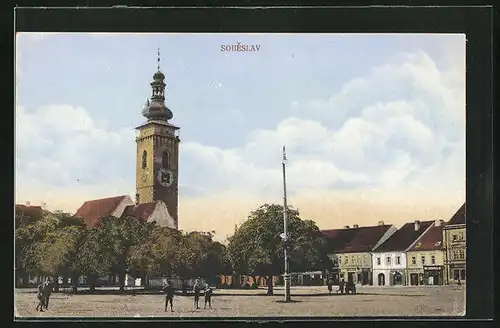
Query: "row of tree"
15 203 332 295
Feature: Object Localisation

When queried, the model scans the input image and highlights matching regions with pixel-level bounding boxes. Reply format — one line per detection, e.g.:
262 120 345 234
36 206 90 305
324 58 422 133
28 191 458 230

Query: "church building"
75 56 180 230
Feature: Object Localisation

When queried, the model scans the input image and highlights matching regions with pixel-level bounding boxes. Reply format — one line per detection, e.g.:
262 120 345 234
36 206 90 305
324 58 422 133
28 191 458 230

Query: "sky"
15 33 466 242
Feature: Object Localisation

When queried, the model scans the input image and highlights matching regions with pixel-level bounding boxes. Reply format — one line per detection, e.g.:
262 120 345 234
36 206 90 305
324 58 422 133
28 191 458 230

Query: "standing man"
193 279 201 309
204 287 213 309
163 281 174 312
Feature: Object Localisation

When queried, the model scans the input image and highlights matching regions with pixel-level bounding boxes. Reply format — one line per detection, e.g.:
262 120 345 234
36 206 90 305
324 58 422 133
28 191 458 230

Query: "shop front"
390 270 406 286
424 266 444 285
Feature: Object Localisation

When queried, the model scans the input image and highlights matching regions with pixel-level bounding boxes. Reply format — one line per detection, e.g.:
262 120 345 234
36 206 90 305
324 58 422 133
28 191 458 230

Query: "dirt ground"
14 285 465 318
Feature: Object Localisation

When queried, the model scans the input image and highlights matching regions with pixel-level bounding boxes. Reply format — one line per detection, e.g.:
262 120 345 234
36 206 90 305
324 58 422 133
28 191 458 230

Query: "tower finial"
157 47 161 71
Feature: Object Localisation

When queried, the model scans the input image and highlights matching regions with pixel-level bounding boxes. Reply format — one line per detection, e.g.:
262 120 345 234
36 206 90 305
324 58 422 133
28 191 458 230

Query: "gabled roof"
321 228 358 252
75 195 128 228
374 220 434 252
122 202 157 221
446 203 465 226
341 225 394 253
321 224 394 253
15 204 44 220
407 223 444 252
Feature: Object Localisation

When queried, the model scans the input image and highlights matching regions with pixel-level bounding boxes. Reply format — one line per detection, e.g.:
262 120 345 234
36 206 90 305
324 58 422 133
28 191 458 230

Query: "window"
339 257 342 265
452 234 457 241
396 256 401 265
162 151 170 170
411 256 416 265
142 150 147 169
431 255 436 264
458 232 465 241
421 256 425 265
345 257 348 264
386 257 391 265
459 249 465 260
434 241 442 247
376 257 381 266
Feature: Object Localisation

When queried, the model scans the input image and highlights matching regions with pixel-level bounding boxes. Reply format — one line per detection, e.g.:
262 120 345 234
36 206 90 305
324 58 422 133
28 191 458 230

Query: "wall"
111 196 135 218
406 250 445 269
149 201 177 229
443 225 466 283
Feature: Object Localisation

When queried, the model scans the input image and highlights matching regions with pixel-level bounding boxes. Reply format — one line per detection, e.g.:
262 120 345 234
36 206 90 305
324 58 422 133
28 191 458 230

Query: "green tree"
227 203 331 295
174 231 231 280
94 216 155 292
128 226 182 280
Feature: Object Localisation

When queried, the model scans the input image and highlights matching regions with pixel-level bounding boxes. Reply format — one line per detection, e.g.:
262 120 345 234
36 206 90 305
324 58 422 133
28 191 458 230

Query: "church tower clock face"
134 53 180 227
157 168 174 187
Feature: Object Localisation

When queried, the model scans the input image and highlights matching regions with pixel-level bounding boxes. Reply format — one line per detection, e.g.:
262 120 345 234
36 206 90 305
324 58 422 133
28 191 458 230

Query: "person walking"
163 281 174 312
327 279 333 295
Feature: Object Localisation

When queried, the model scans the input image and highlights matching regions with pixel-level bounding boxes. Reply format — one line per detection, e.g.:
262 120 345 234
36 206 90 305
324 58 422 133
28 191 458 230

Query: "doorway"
410 273 419 286
347 272 354 284
378 273 385 286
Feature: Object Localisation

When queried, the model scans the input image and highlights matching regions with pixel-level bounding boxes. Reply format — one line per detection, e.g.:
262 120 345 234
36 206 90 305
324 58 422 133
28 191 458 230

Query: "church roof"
75 195 129 228
122 202 158 221
446 203 466 226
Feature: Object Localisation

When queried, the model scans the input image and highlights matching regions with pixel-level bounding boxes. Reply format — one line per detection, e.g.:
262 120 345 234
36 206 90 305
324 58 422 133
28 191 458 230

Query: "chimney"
344 225 350 229
414 220 421 231
378 221 384 226
435 219 444 227
353 224 359 228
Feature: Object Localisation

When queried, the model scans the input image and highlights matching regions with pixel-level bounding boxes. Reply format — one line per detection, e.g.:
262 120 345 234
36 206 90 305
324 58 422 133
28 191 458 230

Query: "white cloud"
15 46 465 239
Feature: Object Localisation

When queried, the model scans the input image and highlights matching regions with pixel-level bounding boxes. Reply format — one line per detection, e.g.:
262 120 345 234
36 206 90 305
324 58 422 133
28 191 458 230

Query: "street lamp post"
282 146 291 302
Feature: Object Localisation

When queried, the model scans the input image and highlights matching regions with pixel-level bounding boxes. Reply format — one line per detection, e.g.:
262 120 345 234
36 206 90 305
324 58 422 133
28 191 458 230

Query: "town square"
15 32 465 318
16 285 465 318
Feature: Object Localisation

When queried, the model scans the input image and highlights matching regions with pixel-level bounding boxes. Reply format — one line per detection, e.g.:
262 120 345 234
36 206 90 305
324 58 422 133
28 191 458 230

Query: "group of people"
35 280 54 312
326 279 356 295
162 278 213 312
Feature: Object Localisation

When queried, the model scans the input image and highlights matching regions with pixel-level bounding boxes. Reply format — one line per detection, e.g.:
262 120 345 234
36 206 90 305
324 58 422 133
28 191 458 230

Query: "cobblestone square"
15 285 465 318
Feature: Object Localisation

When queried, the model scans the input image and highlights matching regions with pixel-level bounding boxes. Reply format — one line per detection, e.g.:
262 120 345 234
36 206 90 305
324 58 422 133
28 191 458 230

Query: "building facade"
406 220 445 286
372 220 434 286
323 222 397 285
443 203 466 284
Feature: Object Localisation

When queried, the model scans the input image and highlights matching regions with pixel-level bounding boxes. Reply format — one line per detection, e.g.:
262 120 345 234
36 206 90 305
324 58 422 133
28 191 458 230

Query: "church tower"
135 50 180 227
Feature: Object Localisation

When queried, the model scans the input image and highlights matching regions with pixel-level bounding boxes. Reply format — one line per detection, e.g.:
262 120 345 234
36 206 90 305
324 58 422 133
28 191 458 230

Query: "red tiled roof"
341 225 394 253
122 202 157 221
374 220 434 252
74 195 127 228
321 225 393 253
321 228 358 252
407 224 444 251
15 204 43 220
446 203 465 225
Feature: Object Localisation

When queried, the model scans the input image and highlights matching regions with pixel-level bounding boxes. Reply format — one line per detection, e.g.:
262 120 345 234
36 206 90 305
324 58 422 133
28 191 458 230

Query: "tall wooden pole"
282 146 291 302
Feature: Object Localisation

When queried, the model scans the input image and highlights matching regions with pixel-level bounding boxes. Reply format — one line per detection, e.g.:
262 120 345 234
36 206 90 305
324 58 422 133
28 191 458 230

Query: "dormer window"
415 242 422 248
434 241 442 247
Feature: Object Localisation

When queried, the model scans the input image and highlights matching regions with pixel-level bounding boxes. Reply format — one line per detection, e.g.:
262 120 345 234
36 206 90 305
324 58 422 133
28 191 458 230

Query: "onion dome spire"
141 48 173 121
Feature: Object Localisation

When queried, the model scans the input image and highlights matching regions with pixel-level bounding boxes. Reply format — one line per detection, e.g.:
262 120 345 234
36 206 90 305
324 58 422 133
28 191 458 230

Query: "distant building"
372 220 434 286
406 219 446 286
322 222 397 285
443 203 466 284
74 195 176 229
